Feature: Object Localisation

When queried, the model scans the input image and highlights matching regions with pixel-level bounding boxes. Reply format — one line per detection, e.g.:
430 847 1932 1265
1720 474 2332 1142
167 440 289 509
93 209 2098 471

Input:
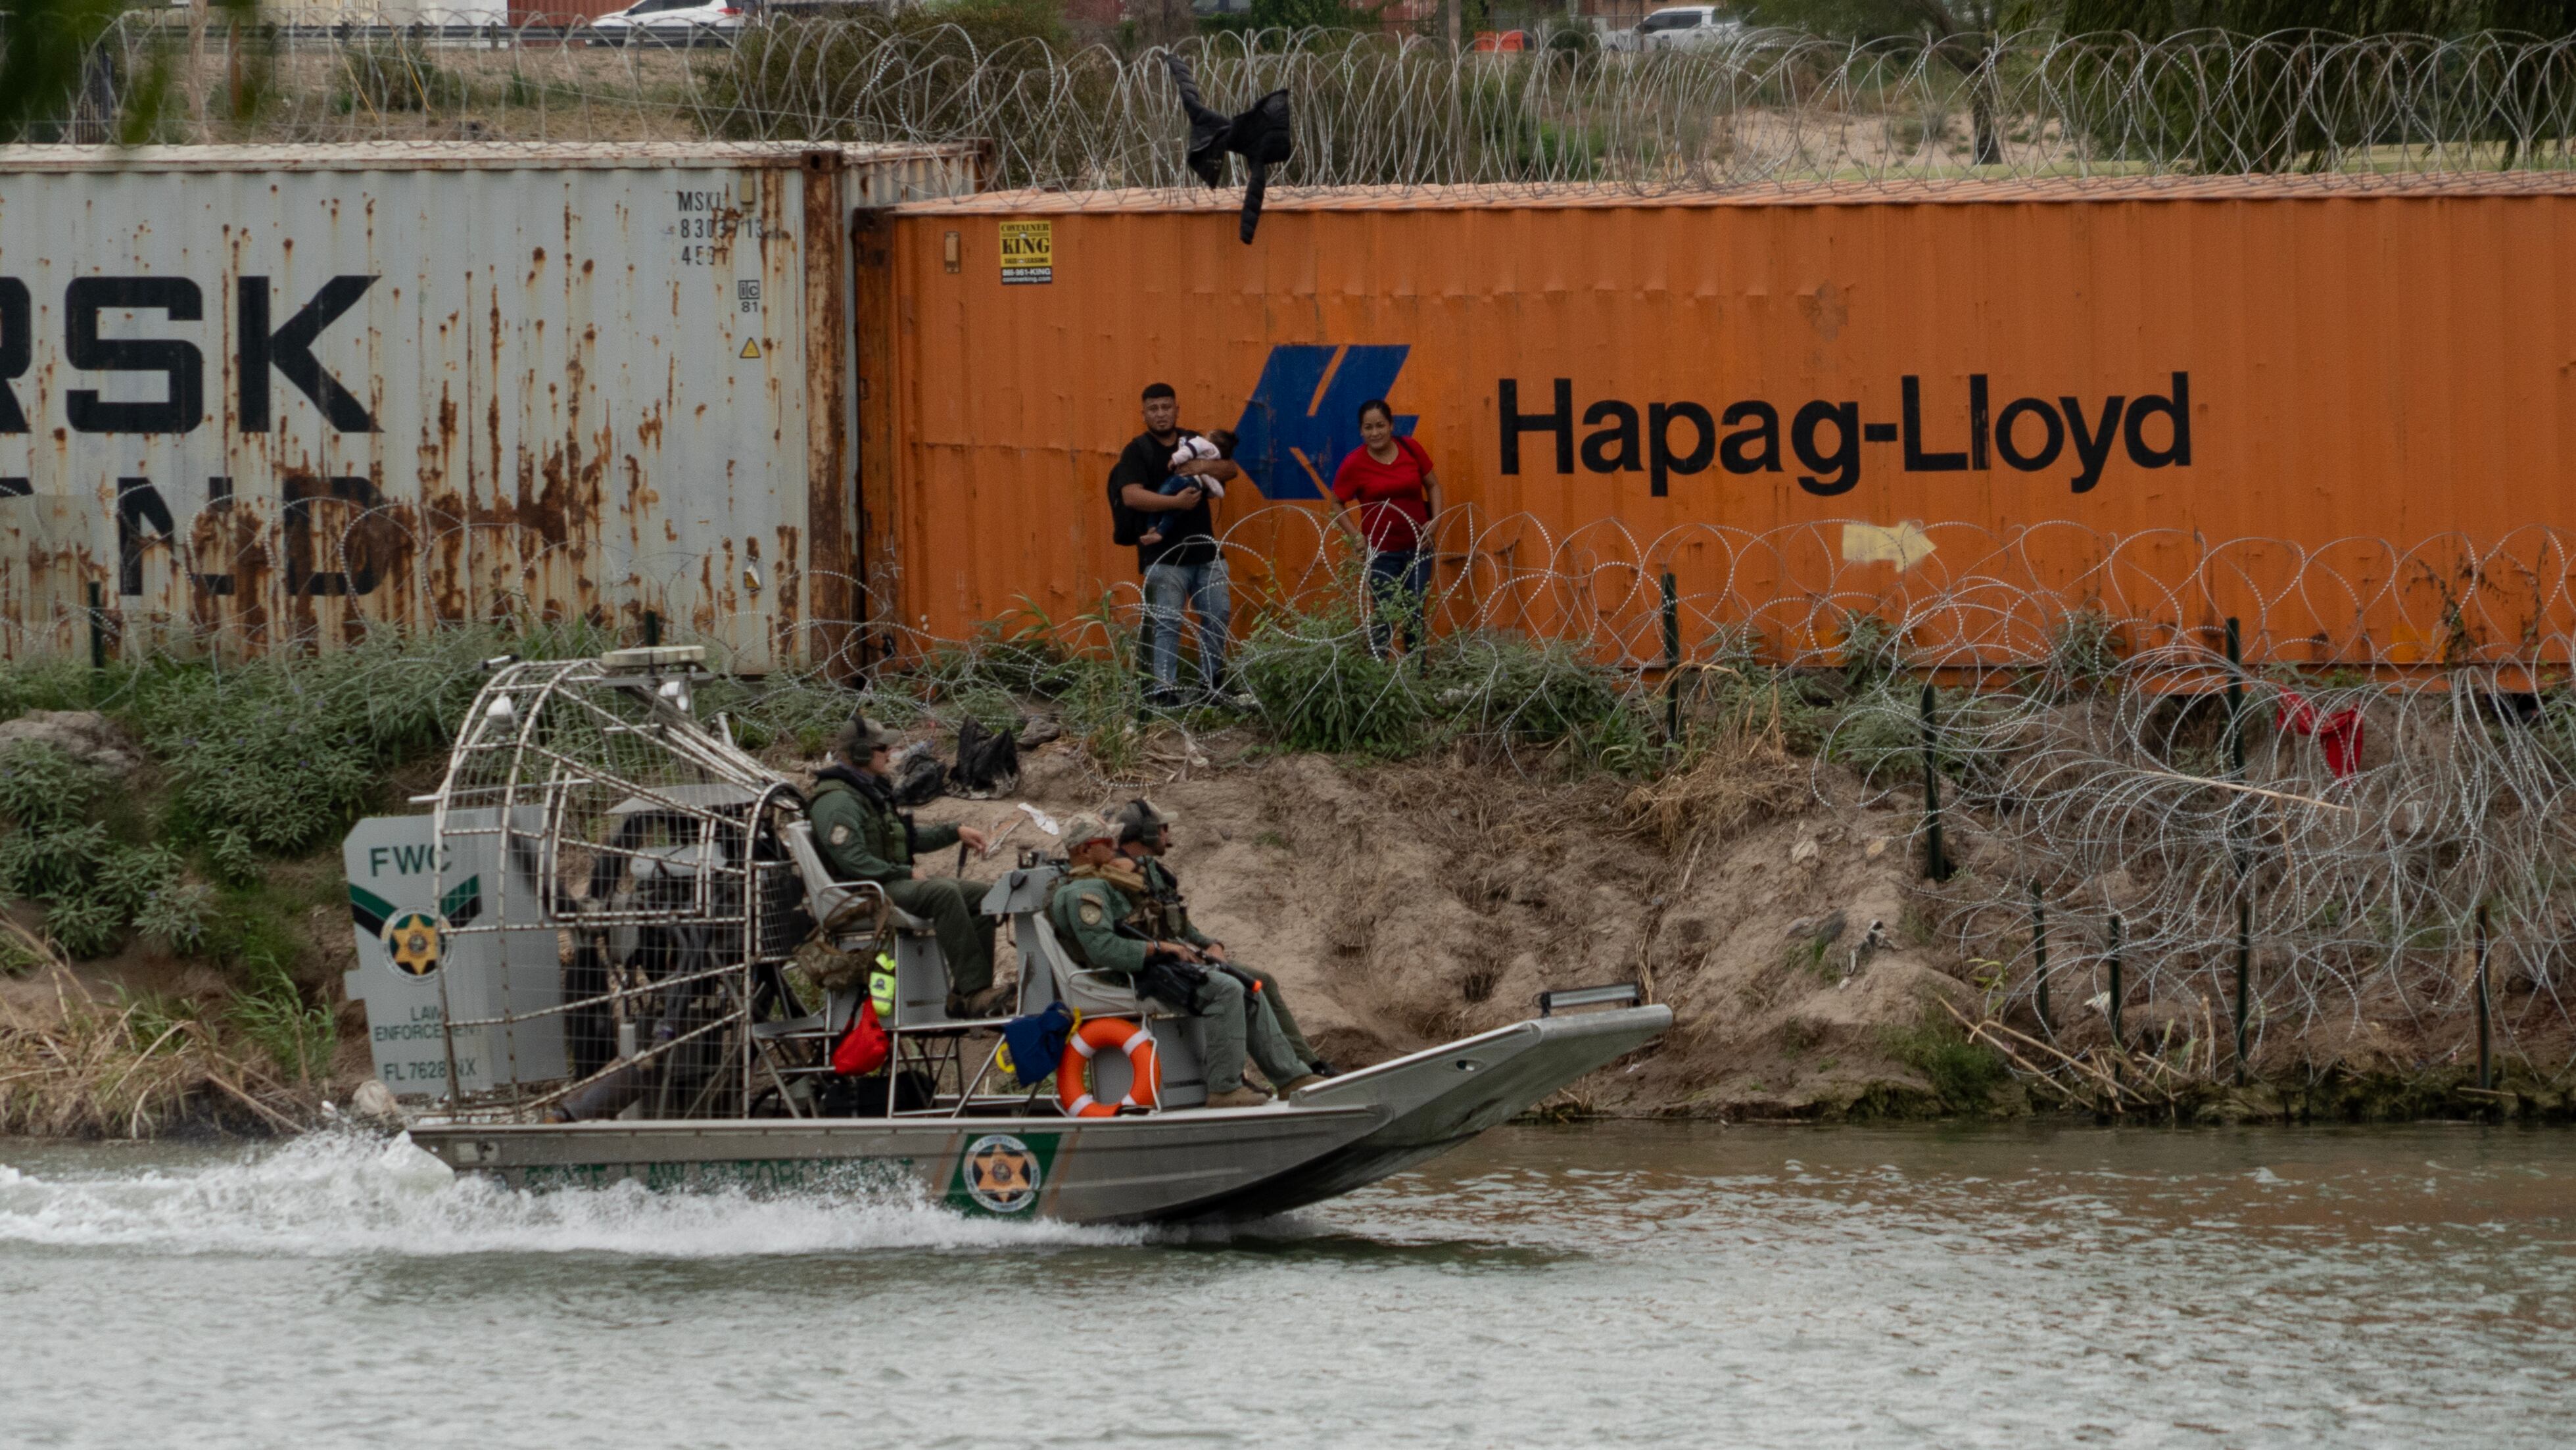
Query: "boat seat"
779 820 928 935
992 867 1207 1109
781 817 980 1030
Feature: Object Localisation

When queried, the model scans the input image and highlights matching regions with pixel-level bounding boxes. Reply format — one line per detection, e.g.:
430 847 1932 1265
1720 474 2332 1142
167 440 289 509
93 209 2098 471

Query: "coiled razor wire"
9 506 2576 1091
20 20 2576 193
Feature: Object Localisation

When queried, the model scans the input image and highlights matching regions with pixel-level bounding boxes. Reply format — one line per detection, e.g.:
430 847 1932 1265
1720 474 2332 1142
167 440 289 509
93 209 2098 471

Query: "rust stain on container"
875 180 2576 654
0 141 980 667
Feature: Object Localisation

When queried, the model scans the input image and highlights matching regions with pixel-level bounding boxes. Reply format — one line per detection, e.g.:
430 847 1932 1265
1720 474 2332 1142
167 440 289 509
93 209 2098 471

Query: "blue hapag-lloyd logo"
1230 345 1418 500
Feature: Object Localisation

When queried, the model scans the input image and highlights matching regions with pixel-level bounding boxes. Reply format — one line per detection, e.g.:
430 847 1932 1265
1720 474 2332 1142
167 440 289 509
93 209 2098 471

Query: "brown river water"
2 1122 2570 1448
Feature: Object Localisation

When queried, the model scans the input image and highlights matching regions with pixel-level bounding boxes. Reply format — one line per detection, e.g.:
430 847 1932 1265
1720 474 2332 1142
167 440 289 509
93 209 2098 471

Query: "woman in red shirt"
1330 399 1444 660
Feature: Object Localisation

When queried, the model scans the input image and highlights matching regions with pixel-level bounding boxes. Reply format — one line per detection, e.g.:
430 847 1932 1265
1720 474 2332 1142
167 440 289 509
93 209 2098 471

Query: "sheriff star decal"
381 910 444 978
962 1134 1041 1213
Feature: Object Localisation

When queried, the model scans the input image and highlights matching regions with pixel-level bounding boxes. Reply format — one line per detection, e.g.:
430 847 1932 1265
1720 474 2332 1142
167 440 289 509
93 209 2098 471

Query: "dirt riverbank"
7 720 2569 1135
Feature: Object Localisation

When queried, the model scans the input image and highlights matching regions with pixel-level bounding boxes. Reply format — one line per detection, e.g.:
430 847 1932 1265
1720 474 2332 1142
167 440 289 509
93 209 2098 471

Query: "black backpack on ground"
951 716 1022 798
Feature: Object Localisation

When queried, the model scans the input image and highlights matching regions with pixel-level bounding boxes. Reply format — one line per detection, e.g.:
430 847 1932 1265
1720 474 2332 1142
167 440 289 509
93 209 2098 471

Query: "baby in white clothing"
1141 428 1236 548
1164 429 1235 500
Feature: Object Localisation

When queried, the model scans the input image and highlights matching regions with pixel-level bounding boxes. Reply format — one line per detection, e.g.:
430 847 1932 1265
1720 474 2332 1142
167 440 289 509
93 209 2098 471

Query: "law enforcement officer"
1110 797 1331 1076
808 717 1008 1019
1048 815 1314 1109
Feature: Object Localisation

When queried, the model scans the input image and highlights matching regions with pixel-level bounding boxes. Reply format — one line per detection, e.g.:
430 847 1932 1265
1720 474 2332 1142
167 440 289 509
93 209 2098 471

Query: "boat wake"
0 1131 1145 1258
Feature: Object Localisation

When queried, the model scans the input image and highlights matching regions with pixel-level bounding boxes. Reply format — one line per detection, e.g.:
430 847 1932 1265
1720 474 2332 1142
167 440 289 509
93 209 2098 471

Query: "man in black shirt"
1109 382 1245 706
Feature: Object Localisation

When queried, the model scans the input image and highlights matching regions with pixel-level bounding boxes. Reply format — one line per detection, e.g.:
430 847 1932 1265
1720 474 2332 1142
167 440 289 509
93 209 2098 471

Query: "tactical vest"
1138 859 1193 942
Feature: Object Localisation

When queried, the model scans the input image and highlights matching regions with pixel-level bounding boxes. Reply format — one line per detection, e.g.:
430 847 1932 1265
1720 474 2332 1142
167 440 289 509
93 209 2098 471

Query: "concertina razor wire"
13 506 2576 1091
15 16 2576 1091
25 20 2576 193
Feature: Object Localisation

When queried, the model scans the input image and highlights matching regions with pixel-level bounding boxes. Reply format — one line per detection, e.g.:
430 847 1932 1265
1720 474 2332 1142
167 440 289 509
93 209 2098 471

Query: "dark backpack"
1109 472 1147 547
950 716 1022 798
892 745 947 806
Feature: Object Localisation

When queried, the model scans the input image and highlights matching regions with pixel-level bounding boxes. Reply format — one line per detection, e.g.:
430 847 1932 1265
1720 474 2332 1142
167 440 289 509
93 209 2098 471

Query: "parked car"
1629 5 1748 51
589 0 753 43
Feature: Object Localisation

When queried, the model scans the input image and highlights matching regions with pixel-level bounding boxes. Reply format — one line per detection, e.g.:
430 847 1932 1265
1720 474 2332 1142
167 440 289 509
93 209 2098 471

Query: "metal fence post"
1660 570 1682 746
2224 616 2245 777
644 610 661 649
2235 901 2253 1086
2031 882 2052 1035
2224 615 2252 1085
1920 681 1951 881
86 580 106 674
2476 902 2493 1093
2107 913 2125 1053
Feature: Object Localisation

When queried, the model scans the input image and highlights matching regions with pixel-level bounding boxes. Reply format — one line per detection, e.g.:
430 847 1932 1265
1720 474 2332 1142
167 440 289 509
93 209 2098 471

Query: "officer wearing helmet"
1047 813 1314 1109
807 715 1007 1019
1111 796 1330 1077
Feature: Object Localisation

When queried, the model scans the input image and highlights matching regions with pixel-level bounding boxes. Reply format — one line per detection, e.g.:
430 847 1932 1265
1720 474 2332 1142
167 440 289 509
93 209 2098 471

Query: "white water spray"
0 1132 1143 1258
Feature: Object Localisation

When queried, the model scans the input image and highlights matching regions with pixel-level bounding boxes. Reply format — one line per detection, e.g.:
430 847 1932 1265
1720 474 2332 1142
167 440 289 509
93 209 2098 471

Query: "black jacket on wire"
1166 53 1293 243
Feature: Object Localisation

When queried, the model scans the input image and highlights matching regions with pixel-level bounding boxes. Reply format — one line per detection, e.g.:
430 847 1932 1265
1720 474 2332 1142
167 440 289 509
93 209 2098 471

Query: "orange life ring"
1058 1017 1160 1117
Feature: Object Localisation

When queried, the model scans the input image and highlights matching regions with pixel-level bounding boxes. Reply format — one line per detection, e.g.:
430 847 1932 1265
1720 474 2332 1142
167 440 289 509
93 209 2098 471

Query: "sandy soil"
880 723 1970 1119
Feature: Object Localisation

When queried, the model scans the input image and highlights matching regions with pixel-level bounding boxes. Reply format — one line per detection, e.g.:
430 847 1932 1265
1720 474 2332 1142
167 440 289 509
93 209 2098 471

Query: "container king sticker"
999 220 1053 285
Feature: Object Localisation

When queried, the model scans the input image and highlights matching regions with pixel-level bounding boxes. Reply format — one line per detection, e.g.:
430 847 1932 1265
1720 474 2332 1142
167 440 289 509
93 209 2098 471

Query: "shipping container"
0 141 981 667
867 178 2576 664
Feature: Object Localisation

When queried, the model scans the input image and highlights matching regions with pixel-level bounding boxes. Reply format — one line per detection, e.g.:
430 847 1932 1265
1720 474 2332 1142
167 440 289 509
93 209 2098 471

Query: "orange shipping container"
863 178 2576 663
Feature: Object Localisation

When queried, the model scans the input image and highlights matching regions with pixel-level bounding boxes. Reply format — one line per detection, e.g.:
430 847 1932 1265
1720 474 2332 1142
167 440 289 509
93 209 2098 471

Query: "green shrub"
1884 1012 2009 1113
0 657 94 717
332 39 469 116
229 954 336 1083
0 741 204 959
1238 605 1426 756
1423 630 1623 744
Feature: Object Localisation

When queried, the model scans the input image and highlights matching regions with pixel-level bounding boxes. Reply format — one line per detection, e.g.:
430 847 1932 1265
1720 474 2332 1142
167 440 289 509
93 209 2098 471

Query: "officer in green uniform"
1047 816 1314 1109
807 717 1007 1019
1110 798 1331 1076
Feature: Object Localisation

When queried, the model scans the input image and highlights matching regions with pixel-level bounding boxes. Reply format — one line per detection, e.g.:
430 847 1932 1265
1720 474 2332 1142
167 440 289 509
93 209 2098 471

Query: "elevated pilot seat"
778 818 969 1030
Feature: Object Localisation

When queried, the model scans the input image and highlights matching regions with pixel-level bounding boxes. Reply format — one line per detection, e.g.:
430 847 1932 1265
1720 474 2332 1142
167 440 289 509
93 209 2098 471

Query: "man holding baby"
1109 382 1247 708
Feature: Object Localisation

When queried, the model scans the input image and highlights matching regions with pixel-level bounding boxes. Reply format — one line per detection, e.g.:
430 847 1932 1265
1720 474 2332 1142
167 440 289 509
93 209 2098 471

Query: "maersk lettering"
0 273 378 435
1499 373 2191 496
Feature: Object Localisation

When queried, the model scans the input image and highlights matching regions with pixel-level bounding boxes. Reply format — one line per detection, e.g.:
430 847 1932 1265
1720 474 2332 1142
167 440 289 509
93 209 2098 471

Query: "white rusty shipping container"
0 141 980 667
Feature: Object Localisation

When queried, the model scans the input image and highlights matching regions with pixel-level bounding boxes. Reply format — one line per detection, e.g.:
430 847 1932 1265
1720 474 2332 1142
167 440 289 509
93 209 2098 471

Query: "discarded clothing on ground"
1165 53 1293 244
2274 689 2365 779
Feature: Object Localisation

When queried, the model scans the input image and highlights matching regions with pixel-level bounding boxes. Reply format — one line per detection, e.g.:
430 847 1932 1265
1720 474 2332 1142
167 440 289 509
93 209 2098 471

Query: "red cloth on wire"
2274 689 2365 779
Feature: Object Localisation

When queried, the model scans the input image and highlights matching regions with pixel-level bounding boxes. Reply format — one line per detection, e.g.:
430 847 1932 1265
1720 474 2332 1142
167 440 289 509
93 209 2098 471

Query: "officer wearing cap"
1047 813 1313 1109
807 716 1007 1019
1111 796 1331 1076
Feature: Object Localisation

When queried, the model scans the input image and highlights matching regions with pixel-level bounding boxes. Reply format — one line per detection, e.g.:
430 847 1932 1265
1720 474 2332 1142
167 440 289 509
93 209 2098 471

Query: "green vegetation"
227 953 337 1084
1235 589 1648 766
0 742 205 959
1883 1011 2011 1112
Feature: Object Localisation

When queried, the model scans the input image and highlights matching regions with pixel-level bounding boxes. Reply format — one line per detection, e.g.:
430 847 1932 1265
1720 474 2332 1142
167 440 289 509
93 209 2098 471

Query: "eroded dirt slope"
896 731 1975 1119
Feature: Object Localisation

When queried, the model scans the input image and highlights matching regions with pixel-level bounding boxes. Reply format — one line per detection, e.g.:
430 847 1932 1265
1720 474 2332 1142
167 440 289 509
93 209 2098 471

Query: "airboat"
360 646 1669 1225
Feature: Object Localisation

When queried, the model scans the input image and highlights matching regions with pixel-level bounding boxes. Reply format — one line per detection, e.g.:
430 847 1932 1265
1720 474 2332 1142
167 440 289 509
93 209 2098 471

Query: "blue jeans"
1143 558 1231 693
1365 548 1431 660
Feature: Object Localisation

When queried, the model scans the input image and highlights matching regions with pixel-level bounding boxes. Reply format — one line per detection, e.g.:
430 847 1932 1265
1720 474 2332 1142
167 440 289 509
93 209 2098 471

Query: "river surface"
2 1122 2571 1448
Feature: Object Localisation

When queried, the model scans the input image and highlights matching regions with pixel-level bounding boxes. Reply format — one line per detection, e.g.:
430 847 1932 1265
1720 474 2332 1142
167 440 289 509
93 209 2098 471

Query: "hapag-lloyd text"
1500 374 2193 497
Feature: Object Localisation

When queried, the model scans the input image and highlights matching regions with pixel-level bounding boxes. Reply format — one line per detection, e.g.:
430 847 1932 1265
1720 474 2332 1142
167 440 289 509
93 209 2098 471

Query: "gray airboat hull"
410 1005 1669 1224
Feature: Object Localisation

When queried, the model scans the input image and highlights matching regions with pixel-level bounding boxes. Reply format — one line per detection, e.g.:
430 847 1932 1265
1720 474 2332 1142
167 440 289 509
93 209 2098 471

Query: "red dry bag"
831 1000 890 1076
